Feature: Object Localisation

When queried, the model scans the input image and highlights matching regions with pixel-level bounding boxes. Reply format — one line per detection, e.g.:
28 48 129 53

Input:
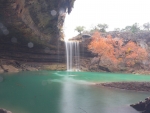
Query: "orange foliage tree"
88 32 119 65
120 41 148 67
88 31 148 68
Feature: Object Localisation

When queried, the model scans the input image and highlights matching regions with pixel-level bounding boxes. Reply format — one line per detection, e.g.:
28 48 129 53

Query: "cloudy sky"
64 0 150 39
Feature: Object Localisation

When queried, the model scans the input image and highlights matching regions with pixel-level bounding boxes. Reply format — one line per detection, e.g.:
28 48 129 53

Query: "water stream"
65 41 80 71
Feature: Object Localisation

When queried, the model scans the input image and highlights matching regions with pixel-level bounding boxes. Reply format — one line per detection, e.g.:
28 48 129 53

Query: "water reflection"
61 79 77 113
59 76 147 113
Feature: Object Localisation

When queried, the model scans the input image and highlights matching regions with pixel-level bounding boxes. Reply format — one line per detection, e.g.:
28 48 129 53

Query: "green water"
57 71 150 82
0 71 150 113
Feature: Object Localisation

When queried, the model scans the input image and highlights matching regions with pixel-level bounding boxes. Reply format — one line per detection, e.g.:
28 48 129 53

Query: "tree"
88 31 148 69
114 28 120 32
97 24 108 32
124 26 132 31
130 23 140 33
120 41 148 67
143 22 150 31
90 26 99 33
88 32 118 64
123 23 140 33
75 26 85 34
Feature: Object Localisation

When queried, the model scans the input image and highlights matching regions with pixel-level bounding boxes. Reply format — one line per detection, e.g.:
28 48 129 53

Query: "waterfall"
65 41 80 71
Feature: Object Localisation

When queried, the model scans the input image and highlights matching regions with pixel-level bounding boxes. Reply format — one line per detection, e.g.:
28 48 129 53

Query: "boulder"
130 101 145 111
0 108 12 113
99 56 118 72
90 57 100 66
2 65 19 73
144 103 150 113
130 97 150 113
0 67 4 73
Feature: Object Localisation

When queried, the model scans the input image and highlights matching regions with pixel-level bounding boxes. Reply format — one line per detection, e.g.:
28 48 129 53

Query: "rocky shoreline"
97 82 150 112
0 59 66 73
130 97 150 113
97 82 150 92
1 59 150 75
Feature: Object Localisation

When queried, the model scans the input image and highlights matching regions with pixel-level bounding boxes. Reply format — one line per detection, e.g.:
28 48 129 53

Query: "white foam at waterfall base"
65 41 80 71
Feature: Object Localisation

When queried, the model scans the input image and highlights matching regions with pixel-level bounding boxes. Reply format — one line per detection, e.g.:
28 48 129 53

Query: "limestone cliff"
0 0 75 63
76 31 150 74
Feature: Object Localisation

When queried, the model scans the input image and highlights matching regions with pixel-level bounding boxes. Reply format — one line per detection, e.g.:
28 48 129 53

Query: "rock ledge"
130 97 150 113
97 82 150 92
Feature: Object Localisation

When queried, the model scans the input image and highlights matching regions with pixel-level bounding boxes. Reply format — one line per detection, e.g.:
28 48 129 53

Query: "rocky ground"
97 82 150 92
1 58 150 75
0 59 66 73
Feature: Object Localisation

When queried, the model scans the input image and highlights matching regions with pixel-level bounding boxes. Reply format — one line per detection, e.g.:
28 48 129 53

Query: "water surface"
0 71 150 113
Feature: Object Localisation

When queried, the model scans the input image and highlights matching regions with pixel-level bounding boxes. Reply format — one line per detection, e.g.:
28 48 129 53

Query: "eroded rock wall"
0 0 75 64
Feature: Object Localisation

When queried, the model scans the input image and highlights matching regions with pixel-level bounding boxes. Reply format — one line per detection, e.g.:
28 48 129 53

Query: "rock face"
130 97 150 113
1 65 19 73
0 59 68 73
0 0 75 43
0 0 75 66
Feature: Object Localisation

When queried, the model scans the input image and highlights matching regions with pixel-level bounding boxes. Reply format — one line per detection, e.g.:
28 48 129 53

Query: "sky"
64 0 150 39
